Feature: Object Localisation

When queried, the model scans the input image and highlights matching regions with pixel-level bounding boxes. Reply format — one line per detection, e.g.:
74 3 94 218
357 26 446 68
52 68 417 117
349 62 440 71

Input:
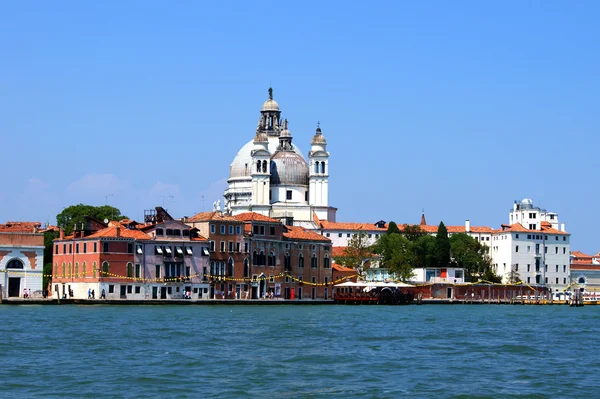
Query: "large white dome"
229 136 306 181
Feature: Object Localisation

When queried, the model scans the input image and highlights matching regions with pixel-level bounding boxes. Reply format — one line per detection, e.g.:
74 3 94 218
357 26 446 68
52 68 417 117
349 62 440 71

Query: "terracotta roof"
283 226 330 242
0 221 43 233
332 246 347 257
86 226 151 240
497 223 569 235
332 264 356 272
570 263 600 270
190 236 208 241
571 251 592 259
319 220 388 231
186 211 242 223
235 212 281 223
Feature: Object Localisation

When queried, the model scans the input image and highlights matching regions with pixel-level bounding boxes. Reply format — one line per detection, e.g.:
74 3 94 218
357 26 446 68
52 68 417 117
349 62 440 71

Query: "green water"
0 304 598 398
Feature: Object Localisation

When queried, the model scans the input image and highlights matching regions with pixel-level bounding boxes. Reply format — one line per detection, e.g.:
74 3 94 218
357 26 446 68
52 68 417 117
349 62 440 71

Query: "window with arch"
298 253 304 268
54 263 58 277
68 263 72 278
284 253 291 270
323 255 330 269
82 262 87 278
268 251 276 267
62 263 66 278
259 250 266 266
244 258 250 278
578 277 586 284
75 263 79 278
311 254 318 269
253 251 258 265
6 259 24 269
210 261 215 276
102 262 109 276
126 263 133 278
262 160 267 173
92 262 97 278
228 258 234 277
321 161 326 174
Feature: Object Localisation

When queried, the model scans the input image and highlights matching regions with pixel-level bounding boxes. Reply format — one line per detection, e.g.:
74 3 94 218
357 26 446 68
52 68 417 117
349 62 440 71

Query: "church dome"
254 131 268 143
262 99 280 112
270 151 309 186
229 136 306 181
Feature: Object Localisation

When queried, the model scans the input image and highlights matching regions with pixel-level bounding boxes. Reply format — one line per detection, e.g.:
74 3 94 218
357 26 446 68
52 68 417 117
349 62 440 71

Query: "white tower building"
308 124 332 221
250 129 271 215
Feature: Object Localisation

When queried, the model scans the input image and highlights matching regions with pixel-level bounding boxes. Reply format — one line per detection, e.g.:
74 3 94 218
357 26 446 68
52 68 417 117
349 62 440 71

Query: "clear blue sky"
1 1 598 252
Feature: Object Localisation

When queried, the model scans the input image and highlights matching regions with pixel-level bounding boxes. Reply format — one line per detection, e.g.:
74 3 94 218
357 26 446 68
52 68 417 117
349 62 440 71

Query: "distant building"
52 207 210 300
570 251 600 291
0 222 44 297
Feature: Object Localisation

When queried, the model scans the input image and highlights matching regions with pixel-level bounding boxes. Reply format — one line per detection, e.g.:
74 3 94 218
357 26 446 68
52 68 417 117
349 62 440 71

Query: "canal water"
0 304 598 398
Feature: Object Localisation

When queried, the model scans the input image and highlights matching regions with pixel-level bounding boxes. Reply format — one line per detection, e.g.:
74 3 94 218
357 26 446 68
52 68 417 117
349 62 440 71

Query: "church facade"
224 88 337 228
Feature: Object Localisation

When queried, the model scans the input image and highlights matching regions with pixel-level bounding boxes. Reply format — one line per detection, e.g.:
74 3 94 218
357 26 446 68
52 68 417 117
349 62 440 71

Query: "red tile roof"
235 212 281 223
332 264 356 272
283 226 330 242
498 223 569 235
186 211 242 223
0 221 43 233
570 263 600 270
87 226 151 240
332 246 347 257
571 251 592 259
319 220 388 231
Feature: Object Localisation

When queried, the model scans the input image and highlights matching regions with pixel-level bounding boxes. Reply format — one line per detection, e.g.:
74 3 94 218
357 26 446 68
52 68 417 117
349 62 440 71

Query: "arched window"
210 261 215 276
259 251 265 266
82 262 87 278
68 263 72 278
311 254 318 269
268 251 276 267
321 162 326 174
314 161 319 174
127 263 133 278
244 258 250 278
298 253 304 268
284 253 291 270
54 263 58 277
62 263 66 278
578 277 586 284
75 263 79 278
102 262 109 276
220 261 225 276
228 258 234 277
92 262 97 278
253 251 258 265
6 259 24 269
262 160 267 173
324 255 330 269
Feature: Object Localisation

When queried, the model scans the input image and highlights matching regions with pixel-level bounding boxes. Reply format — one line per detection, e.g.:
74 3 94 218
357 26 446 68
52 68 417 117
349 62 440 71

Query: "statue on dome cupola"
260 87 282 136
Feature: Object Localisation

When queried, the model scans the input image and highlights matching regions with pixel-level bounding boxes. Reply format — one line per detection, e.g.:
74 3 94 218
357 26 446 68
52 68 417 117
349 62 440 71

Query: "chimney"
59 228 64 240
465 220 471 233
560 223 565 232
116 226 121 238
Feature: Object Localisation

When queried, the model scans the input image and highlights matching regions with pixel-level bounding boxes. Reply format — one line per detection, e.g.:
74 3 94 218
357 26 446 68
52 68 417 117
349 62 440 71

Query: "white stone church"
224 88 337 227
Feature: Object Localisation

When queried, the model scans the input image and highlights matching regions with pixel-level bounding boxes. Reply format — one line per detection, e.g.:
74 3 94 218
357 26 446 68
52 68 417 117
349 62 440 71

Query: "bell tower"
308 123 329 208
250 124 272 215
260 87 282 136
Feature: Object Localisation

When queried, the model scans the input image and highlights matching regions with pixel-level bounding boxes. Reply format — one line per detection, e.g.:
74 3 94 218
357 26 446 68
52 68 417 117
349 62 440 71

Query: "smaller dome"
312 126 327 145
521 198 533 205
280 128 291 138
254 132 268 143
262 99 280 112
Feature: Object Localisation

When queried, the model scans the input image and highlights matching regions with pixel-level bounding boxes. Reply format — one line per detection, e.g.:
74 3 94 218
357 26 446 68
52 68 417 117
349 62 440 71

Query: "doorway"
447 287 453 299
284 287 290 300
152 286 158 299
160 286 167 299
8 278 20 297
120 285 127 298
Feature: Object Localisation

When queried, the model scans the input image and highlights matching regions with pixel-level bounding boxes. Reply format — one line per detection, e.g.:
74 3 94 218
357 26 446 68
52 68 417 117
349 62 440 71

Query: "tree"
435 222 450 268
481 268 503 284
449 233 490 281
386 221 401 235
401 225 426 242
56 204 127 235
372 233 416 282
507 264 521 284
414 234 437 269
333 231 372 273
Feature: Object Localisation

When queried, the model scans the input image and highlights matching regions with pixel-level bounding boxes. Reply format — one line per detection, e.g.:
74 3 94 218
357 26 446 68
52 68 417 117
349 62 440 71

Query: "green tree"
401 225 426 242
386 221 401 235
435 221 450 268
373 233 416 282
482 268 503 284
449 233 489 281
333 231 372 273
56 204 126 235
414 234 437 269
506 264 521 284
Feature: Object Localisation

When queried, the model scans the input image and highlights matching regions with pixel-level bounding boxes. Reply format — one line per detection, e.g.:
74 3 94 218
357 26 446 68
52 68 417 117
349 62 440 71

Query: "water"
1 304 599 398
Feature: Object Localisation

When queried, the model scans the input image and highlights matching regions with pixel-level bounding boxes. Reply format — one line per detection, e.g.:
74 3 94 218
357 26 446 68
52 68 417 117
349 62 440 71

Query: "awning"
176 247 183 255
186 246 193 255
201 248 210 256
156 246 163 255
165 246 172 254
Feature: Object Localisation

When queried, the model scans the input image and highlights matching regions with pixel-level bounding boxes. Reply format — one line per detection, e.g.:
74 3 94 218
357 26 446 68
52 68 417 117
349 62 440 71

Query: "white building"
491 198 570 289
0 222 44 297
224 88 337 227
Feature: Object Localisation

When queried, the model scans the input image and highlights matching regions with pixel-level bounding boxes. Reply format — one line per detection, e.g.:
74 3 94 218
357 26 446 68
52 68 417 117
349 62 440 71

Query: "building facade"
0 222 44 297
52 208 210 300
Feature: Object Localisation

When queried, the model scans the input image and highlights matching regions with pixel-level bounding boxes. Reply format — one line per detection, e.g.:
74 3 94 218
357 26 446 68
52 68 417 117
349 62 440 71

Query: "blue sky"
1 1 598 252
